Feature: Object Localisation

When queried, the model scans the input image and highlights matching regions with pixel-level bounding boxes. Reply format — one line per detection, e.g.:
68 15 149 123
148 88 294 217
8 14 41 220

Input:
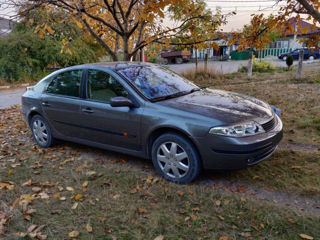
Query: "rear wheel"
175 57 183 64
152 133 201 183
283 56 287 61
30 115 54 148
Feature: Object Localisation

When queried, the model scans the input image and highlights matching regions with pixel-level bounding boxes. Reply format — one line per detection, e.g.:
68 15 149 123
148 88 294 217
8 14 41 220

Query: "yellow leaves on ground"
86 224 93 233
0 181 14 190
219 236 229 240
299 234 314 240
69 230 79 238
137 208 148 214
0 212 12 234
75 194 83 201
82 181 88 188
17 224 47 239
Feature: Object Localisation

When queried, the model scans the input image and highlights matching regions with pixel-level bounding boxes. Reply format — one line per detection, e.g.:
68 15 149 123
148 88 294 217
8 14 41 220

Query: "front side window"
116 64 198 100
87 70 128 102
47 70 82 97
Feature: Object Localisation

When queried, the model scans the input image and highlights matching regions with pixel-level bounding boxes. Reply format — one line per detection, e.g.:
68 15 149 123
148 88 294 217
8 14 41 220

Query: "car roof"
64 61 157 71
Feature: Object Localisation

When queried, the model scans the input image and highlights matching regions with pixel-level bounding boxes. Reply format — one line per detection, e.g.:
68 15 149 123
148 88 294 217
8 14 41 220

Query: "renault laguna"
22 62 283 183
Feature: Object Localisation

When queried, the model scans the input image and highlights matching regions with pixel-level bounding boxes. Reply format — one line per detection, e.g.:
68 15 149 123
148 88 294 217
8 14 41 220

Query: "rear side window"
47 70 82 97
87 70 128 102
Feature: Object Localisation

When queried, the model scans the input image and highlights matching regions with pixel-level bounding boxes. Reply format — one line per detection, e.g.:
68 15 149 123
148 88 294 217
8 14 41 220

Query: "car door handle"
82 107 94 114
41 101 51 107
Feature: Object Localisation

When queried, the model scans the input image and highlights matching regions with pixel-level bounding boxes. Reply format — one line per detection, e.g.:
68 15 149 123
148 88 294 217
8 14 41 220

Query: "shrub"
239 58 276 73
286 55 293 70
0 29 102 83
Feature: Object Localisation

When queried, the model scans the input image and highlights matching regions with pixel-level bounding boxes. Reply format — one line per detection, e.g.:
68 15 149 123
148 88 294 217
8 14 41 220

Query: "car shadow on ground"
56 139 237 184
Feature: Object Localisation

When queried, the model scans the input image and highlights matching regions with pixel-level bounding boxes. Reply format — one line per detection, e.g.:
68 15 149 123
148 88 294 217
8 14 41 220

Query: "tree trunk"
248 51 253 77
296 49 304 79
139 48 144 62
195 48 198 72
123 35 130 61
204 52 208 73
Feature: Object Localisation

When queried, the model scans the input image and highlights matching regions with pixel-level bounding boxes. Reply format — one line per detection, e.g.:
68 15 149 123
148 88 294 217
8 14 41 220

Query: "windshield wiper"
152 88 200 102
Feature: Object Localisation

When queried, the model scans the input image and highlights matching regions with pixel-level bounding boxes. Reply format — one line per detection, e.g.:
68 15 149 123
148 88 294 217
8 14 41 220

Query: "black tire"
175 57 183 64
30 115 55 148
151 133 201 183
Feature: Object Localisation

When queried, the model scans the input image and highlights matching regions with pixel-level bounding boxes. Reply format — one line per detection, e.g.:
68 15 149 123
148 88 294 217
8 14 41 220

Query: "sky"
205 0 285 31
0 0 284 32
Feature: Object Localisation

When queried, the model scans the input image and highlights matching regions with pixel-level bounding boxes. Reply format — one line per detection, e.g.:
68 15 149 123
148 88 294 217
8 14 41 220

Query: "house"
191 18 320 61
258 18 320 58
0 17 16 36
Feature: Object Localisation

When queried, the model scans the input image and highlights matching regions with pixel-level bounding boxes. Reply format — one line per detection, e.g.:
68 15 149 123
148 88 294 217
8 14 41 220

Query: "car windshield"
116 64 199 101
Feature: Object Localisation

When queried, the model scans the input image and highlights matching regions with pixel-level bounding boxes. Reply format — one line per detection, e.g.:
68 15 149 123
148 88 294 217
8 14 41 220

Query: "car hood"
157 88 274 125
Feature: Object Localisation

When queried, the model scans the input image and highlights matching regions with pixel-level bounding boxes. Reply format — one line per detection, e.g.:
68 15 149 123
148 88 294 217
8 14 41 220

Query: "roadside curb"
0 83 29 90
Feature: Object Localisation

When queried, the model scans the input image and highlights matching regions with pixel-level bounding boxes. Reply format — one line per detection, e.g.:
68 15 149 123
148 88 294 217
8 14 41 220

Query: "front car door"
78 68 143 151
41 69 85 139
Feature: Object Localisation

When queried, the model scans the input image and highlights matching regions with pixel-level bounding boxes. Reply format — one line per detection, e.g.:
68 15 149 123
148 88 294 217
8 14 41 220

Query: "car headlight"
209 121 265 137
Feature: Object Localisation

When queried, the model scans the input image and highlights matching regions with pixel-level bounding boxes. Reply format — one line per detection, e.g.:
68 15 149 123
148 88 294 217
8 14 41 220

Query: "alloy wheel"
157 142 190 179
32 119 48 145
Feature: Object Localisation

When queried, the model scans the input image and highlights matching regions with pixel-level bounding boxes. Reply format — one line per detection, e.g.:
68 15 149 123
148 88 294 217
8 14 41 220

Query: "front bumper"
195 115 283 170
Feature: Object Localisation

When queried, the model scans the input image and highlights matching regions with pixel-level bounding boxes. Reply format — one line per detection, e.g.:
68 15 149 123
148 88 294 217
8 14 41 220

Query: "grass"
217 149 320 199
0 107 320 239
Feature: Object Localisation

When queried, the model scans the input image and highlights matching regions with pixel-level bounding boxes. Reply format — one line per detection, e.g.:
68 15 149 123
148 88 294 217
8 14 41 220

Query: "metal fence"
257 48 292 58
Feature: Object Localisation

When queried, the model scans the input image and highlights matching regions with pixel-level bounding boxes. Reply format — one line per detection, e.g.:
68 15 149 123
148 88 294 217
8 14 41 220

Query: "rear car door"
78 69 143 151
41 69 84 139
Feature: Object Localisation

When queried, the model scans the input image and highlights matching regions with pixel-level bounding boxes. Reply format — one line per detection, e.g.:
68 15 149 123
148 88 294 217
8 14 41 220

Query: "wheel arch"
27 110 43 126
146 126 202 163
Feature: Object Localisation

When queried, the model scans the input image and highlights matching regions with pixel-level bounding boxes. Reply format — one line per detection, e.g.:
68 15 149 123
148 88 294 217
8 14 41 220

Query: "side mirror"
110 96 134 108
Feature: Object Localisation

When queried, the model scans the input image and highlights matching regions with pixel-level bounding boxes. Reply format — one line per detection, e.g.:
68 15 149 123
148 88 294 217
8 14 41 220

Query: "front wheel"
309 56 314 60
283 56 287 61
152 133 201 183
30 115 55 148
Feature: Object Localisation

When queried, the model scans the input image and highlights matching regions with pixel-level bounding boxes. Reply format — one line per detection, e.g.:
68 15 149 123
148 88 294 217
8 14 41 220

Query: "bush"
239 58 276 73
0 29 102 83
286 55 293 70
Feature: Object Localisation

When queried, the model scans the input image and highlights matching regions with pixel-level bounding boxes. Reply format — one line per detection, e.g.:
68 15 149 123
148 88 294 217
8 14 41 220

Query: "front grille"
262 117 276 132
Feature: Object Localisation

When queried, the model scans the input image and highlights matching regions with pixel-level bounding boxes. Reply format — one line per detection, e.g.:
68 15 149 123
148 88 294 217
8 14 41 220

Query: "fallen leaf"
177 190 184 196
59 197 66 201
69 230 79 238
299 234 314 240
218 215 225 221
71 202 78 210
154 235 164 240
138 208 148 214
219 237 229 240
75 194 83 201
53 193 60 199
86 224 93 233
82 181 88 188
66 187 74 192
32 187 42 193
215 200 221 206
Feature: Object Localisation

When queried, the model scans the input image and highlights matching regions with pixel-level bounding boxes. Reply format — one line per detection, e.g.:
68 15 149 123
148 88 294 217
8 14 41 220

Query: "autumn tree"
229 14 280 77
15 0 225 61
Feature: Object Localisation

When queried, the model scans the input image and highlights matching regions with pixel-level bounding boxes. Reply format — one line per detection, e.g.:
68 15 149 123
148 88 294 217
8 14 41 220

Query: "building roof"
285 17 320 36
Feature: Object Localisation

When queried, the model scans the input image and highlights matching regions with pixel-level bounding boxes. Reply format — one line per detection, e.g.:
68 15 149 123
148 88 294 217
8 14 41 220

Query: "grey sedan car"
22 62 283 183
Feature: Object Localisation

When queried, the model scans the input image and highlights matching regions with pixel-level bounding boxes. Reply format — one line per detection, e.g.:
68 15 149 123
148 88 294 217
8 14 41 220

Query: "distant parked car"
278 48 320 61
22 62 283 183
